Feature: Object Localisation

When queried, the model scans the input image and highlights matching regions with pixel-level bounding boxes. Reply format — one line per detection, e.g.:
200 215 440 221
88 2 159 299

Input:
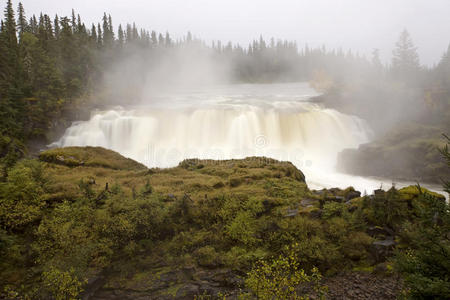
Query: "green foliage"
321 202 347 219
0 147 447 298
42 266 86 300
194 245 219 267
395 192 450 299
0 159 45 230
394 136 450 299
244 245 327 299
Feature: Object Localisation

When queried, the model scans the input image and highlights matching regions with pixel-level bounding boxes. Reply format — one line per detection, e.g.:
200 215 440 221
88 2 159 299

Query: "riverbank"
1 147 446 299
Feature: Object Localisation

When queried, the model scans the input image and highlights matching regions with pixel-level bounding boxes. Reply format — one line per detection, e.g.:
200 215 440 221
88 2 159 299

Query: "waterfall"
54 102 371 169
53 83 409 192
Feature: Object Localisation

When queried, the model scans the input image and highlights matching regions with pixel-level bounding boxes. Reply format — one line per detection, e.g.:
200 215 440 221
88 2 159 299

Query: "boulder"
300 199 314 207
372 237 396 262
175 284 200 299
285 208 299 217
346 190 361 200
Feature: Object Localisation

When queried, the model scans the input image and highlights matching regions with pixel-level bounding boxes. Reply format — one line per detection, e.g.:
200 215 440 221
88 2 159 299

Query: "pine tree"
29 15 37 34
17 2 27 37
3 0 19 91
151 30 157 46
118 24 124 46
126 24 132 43
54 15 60 39
71 9 76 33
392 29 420 80
97 23 102 47
90 23 97 44
108 15 114 41
165 32 171 47
132 22 138 41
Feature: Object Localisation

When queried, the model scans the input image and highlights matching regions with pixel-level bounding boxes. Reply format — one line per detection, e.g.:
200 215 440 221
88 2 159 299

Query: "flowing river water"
52 82 445 196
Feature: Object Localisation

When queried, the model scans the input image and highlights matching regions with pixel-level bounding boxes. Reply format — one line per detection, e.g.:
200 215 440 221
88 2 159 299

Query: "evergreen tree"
165 31 171 47
53 15 60 39
392 29 420 80
97 23 102 46
102 13 113 47
90 23 97 44
126 23 132 43
132 22 138 41
2 0 20 95
118 24 124 46
151 30 157 46
71 9 76 33
17 2 27 37
158 33 164 46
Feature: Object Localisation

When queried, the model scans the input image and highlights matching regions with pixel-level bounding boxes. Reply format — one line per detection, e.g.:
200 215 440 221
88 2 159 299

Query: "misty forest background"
0 0 449 177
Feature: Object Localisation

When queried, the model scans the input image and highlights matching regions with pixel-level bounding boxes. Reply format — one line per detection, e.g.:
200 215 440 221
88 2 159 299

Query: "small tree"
395 135 450 298
244 244 327 299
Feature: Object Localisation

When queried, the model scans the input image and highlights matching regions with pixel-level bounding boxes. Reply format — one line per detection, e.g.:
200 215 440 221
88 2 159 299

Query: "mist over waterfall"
53 83 380 191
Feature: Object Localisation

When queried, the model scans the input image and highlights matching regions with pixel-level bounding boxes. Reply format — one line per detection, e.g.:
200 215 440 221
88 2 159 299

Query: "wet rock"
346 190 361 200
372 237 396 262
309 209 322 218
176 283 200 299
300 199 314 207
285 208 299 217
373 239 396 247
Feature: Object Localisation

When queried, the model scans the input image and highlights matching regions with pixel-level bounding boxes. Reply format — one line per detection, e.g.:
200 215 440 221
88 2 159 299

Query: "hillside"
1 147 447 299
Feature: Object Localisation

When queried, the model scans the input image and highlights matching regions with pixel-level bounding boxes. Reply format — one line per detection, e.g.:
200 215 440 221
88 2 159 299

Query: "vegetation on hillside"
0 146 447 299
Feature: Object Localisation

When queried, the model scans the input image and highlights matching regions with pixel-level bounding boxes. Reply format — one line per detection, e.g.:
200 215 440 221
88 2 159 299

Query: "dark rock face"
346 190 361 200
87 268 242 300
88 268 403 300
336 126 450 185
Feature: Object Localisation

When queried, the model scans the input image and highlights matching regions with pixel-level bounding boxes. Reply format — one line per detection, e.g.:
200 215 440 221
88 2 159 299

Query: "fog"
11 0 450 66
12 0 446 193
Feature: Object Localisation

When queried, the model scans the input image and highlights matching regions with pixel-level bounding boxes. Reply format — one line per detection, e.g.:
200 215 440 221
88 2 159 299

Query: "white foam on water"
52 83 446 197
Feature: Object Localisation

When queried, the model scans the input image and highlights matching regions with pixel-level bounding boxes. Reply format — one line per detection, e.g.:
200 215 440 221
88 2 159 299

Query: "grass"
38 148 310 207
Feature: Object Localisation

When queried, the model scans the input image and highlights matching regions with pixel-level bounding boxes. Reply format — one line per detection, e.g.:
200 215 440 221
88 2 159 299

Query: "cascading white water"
55 103 370 169
54 82 443 194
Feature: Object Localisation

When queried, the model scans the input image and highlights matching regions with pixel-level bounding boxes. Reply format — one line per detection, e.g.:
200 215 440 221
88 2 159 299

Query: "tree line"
0 0 449 168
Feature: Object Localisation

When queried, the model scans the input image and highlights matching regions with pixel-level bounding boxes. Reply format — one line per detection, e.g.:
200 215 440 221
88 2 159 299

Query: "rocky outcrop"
337 124 449 184
86 267 242 300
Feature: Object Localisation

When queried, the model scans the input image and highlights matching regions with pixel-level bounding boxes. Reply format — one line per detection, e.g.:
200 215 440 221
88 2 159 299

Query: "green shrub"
0 160 46 230
42 266 86 300
322 202 347 219
244 245 327 299
194 246 220 267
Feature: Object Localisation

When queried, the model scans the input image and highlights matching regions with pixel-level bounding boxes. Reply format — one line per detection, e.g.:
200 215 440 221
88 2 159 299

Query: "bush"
42 266 86 300
244 245 327 299
0 160 46 230
322 202 347 219
194 246 220 267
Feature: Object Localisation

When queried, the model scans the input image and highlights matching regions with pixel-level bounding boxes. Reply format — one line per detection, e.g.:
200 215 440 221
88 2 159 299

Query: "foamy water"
52 83 446 196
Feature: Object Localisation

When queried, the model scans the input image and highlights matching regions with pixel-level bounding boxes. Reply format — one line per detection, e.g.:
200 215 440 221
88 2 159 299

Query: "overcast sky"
5 0 450 65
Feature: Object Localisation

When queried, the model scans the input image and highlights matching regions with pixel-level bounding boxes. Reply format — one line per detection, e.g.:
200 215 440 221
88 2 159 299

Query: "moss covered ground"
0 147 447 299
